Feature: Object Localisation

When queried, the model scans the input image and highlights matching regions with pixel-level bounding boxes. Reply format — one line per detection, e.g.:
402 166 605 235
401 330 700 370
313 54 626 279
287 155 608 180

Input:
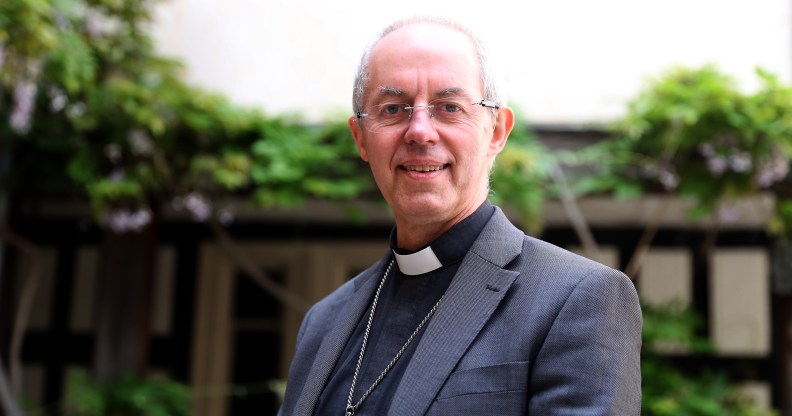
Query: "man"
279 16 641 416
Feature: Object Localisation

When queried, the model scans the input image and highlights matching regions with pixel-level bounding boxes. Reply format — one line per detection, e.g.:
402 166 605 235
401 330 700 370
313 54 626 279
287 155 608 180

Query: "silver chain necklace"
344 260 445 416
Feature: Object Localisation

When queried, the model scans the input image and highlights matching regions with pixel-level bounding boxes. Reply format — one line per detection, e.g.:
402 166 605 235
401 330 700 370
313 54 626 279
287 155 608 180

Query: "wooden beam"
92 221 158 382
773 292 792 415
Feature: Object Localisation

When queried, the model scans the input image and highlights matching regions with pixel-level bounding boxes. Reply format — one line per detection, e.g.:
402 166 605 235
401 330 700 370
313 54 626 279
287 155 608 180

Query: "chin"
394 197 450 220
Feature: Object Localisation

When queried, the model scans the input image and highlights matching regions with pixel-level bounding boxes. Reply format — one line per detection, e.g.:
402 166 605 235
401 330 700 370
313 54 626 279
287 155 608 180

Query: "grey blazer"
279 208 642 415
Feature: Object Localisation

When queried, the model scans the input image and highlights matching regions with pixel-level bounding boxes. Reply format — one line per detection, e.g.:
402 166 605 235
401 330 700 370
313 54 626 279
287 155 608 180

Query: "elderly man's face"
349 23 511 244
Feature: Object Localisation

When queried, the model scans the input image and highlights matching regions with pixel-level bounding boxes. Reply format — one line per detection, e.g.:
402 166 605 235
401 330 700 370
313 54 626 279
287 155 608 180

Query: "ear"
488 106 514 157
348 115 369 162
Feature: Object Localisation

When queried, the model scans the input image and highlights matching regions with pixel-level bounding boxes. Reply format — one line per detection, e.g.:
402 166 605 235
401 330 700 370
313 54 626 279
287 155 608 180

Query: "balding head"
352 17 506 115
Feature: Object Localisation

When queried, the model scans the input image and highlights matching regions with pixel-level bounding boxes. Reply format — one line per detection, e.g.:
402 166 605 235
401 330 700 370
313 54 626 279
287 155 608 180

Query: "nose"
407 105 433 120
404 106 438 144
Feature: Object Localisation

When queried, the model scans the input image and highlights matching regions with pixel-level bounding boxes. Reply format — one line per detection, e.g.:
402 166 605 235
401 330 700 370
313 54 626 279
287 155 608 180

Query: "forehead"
366 23 482 102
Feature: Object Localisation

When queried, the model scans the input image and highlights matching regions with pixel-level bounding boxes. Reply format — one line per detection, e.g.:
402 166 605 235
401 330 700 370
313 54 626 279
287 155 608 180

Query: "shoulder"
471 208 637 314
520 235 616 273
478 206 626 283
516 234 634 293
505 234 641 325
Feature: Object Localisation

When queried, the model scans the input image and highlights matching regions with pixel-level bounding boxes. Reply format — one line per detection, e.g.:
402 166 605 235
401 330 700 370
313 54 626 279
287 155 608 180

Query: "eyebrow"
435 87 469 97
371 86 471 102
374 86 406 99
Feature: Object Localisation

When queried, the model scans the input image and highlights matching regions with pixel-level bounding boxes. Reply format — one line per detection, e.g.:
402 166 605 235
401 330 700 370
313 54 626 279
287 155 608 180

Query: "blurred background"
1 0 791 415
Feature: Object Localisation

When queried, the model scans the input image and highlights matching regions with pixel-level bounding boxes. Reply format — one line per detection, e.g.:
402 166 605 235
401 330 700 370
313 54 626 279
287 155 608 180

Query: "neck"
394 195 487 251
395 223 446 252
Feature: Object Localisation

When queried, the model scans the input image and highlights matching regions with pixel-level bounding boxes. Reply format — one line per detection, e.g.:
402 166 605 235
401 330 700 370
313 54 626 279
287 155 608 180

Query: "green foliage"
768 198 792 236
63 369 190 416
0 0 58 63
0 0 374 232
249 119 370 208
490 121 553 234
641 302 776 416
579 66 792 229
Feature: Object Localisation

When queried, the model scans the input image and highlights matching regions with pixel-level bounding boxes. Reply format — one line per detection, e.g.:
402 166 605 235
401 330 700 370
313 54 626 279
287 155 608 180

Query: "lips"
403 164 446 172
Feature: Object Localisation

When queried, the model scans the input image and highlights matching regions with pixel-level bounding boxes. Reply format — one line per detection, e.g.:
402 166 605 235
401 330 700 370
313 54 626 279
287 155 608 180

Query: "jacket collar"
388 206 523 415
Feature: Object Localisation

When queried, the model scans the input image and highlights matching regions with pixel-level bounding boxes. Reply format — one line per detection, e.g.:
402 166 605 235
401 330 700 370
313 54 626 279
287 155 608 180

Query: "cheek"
457 145 492 184
366 146 395 181
366 135 399 168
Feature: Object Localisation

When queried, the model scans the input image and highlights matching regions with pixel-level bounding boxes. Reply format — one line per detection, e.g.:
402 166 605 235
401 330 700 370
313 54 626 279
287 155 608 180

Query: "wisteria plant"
0 0 372 412
576 66 792 232
1 0 371 233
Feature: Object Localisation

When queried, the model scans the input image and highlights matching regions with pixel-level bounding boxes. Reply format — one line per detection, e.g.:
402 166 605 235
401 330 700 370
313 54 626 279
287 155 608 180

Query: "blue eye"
431 99 466 114
383 104 402 115
439 103 461 113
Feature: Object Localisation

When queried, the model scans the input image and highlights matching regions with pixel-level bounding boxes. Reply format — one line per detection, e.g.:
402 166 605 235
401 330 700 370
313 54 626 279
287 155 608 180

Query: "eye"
433 100 466 115
381 103 403 116
439 102 461 113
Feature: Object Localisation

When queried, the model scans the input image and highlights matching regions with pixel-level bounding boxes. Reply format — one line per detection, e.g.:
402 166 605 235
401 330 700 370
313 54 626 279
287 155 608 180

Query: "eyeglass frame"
354 99 500 131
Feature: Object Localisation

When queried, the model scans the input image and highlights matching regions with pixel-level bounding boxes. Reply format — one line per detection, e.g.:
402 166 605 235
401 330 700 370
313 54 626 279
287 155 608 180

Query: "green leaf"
614 181 644 199
67 149 99 184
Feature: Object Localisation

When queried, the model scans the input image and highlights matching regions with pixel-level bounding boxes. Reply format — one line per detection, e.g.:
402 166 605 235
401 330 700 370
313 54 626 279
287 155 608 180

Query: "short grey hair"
352 16 507 114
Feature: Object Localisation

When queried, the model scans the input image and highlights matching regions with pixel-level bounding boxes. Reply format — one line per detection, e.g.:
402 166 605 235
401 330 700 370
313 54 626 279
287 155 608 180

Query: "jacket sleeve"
528 268 642 415
278 304 319 416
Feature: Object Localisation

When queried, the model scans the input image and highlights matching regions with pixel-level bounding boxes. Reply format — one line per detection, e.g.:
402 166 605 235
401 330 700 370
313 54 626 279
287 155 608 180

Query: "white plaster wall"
710 249 772 356
151 0 792 124
639 249 692 307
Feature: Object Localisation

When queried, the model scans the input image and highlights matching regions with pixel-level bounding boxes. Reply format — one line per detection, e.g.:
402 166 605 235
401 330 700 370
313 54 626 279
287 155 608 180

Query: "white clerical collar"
392 246 443 276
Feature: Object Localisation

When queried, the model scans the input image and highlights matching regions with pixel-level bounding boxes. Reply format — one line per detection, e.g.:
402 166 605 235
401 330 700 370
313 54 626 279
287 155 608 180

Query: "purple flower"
108 168 126 182
707 156 728 176
49 87 67 112
105 144 122 164
10 81 37 134
756 152 789 188
101 209 152 233
698 143 715 157
66 102 86 119
659 170 679 190
173 193 212 222
85 10 122 38
217 208 234 226
128 130 153 155
729 152 752 172
717 204 739 223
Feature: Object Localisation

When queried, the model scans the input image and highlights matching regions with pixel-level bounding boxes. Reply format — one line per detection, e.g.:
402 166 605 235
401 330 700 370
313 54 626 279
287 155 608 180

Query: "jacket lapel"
293 259 389 416
388 208 524 416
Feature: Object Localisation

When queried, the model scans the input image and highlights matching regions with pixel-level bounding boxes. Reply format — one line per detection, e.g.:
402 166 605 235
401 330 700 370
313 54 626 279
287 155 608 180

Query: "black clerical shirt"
314 201 495 415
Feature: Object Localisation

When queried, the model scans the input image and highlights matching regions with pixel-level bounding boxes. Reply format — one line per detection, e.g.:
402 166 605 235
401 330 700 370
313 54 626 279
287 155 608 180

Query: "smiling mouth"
403 165 447 172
